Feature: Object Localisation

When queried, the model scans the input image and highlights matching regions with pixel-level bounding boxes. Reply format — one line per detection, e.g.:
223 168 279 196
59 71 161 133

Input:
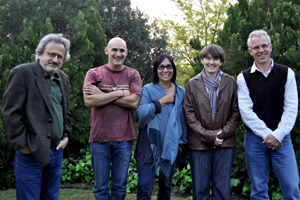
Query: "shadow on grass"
0 189 192 200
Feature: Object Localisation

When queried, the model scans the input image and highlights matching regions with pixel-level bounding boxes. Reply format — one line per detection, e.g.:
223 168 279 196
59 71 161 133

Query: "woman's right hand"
164 92 175 104
159 84 175 107
214 130 223 146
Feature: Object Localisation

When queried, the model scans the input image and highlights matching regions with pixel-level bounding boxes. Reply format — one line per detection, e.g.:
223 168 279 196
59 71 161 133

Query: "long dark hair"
152 54 177 84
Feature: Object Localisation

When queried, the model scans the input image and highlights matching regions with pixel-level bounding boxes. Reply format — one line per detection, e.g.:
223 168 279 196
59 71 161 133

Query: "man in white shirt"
237 29 300 199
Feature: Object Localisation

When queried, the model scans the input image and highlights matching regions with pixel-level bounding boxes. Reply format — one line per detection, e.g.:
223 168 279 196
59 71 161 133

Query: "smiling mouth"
258 54 267 58
113 56 123 60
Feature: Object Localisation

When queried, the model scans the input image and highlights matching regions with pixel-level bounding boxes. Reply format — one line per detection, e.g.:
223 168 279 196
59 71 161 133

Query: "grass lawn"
0 189 192 200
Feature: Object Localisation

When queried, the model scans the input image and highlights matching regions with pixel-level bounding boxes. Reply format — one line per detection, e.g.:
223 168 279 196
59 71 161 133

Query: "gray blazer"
2 61 72 166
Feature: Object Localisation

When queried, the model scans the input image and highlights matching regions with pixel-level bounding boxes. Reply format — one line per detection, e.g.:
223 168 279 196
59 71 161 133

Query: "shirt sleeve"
83 69 96 89
129 70 142 96
152 100 162 114
237 73 273 139
272 68 298 142
2 67 28 149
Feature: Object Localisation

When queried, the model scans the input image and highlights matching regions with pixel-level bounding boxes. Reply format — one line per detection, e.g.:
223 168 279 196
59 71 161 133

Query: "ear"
125 49 128 56
248 48 253 56
269 44 272 52
104 47 108 55
200 58 204 65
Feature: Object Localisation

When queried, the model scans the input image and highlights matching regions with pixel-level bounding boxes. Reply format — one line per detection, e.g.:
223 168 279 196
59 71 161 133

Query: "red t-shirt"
83 64 142 143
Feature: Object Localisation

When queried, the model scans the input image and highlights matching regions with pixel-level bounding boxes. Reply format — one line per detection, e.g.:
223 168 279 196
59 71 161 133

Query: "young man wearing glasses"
2 33 72 199
237 29 300 199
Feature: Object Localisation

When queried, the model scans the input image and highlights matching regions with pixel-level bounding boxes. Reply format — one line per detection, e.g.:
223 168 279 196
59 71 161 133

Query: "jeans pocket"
245 130 255 136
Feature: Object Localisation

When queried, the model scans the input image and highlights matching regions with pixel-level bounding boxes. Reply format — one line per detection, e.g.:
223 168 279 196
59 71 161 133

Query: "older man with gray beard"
2 33 72 200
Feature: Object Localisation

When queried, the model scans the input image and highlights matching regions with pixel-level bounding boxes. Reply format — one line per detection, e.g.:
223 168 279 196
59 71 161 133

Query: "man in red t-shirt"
83 37 142 200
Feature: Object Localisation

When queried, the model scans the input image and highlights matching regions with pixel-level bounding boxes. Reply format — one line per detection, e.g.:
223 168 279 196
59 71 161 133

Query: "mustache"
48 61 59 66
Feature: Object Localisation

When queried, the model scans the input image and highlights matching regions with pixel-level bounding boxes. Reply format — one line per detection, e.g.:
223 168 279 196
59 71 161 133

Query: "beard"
41 61 61 75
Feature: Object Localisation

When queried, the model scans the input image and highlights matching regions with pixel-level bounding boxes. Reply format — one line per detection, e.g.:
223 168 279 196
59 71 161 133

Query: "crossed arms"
83 84 140 109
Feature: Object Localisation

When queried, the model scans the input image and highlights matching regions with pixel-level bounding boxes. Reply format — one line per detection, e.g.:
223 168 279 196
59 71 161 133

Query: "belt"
245 125 252 132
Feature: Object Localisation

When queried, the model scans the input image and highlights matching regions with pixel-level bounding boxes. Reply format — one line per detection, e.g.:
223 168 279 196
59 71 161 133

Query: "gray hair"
35 33 71 61
247 29 272 50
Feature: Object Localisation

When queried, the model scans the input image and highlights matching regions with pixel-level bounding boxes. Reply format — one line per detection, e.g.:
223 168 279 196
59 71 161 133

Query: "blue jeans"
137 163 173 200
14 147 63 200
189 147 236 200
244 131 300 200
89 141 132 200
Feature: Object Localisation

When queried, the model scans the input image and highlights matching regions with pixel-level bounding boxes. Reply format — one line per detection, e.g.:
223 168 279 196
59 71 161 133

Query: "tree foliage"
0 0 107 188
160 0 232 86
97 0 168 84
217 0 300 195
218 0 300 75
0 0 168 189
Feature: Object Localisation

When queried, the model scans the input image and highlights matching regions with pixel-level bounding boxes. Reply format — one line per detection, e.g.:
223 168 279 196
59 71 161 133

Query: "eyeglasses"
251 44 270 51
158 64 173 70
44 51 65 60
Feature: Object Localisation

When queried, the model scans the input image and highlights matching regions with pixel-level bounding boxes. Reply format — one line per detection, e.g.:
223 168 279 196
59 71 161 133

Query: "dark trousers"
137 163 173 200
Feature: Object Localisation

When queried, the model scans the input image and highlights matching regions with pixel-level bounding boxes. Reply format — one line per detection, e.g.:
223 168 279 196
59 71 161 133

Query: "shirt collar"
43 69 60 80
250 59 274 77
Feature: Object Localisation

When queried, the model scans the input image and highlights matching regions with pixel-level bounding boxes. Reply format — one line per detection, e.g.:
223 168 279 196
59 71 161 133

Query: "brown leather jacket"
184 72 240 150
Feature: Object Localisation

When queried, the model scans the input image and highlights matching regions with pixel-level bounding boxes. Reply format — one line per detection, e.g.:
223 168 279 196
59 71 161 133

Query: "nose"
116 50 122 56
52 56 59 62
258 46 265 52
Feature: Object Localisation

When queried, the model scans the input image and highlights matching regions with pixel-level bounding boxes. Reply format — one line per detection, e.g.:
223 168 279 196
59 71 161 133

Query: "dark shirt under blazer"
2 61 72 166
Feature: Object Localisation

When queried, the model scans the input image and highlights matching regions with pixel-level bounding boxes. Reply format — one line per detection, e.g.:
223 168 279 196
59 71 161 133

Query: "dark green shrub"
172 164 192 194
61 148 94 184
230 124 249 196
0 131 15 190
126 153 138 193
61 148 139 194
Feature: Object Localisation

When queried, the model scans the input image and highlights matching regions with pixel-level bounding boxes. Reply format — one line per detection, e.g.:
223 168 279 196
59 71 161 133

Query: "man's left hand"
56 137 69 150
263 134 282 150
83 84 104 95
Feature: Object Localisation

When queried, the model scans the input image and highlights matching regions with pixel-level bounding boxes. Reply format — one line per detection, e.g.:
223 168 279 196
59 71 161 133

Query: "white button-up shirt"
237 59 298 142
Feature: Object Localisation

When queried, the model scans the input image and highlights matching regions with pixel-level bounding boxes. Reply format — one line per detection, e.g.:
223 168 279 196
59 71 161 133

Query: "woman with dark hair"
135 54 187 200
184 44 240 199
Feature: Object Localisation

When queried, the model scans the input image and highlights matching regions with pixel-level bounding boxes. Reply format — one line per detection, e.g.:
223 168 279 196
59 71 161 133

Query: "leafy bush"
0 132 15 190
173 164 193 194
60 146 249 196
126 153 138 193
61 148 139 193
231 124 250 196
61 148 94 184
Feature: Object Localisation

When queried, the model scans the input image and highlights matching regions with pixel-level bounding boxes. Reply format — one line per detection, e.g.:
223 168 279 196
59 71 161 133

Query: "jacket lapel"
219 73 229 93
32 61 52 112
194 73 210 100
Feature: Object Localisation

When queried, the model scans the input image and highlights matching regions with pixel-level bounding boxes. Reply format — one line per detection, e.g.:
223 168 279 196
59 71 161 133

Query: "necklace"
162 83 172 92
